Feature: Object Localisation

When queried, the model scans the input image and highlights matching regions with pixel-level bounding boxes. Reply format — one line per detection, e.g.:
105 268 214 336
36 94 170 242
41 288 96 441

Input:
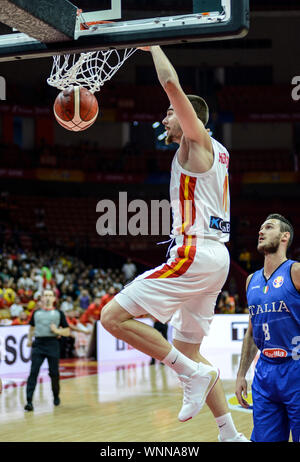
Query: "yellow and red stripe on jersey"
146 234 197 279
180 173 197 234
223 174 229 213
146 174 197 279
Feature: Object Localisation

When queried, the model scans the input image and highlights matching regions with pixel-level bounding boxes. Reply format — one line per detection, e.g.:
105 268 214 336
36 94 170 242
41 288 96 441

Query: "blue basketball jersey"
247 259 300 361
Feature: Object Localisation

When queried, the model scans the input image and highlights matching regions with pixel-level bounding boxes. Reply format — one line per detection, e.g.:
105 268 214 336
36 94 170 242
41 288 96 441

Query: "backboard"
0 0 249 62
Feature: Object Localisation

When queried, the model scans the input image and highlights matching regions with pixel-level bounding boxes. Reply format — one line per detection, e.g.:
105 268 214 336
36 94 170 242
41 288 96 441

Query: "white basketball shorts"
115 235 230 343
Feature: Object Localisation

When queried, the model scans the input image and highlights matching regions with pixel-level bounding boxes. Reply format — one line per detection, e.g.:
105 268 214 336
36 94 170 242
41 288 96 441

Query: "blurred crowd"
215 290 248 315
0 245 137 357
0 243 247 359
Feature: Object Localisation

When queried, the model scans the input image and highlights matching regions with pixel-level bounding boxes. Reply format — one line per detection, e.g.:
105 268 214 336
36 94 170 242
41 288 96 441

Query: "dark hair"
187 94 209 126
266 213 294 249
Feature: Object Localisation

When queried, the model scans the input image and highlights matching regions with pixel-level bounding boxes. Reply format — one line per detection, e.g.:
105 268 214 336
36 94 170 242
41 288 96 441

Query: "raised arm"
147 46 212 151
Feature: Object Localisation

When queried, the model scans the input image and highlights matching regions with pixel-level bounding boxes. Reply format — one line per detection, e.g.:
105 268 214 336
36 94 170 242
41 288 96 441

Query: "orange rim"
80 20 115 30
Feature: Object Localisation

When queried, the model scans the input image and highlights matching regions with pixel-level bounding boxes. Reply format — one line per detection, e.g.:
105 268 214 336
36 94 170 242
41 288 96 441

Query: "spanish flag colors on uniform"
223 174 229 213
146 173 197 279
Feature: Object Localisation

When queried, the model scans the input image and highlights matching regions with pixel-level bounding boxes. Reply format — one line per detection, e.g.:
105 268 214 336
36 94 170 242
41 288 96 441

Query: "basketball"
53 86 99 132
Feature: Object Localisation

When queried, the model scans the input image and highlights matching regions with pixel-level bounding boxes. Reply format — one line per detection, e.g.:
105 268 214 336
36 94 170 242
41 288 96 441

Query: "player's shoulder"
246 273 254 291
290 261 300 291
211 136 229 155
246 267 263 290
30 308 41 324
288 260 300 276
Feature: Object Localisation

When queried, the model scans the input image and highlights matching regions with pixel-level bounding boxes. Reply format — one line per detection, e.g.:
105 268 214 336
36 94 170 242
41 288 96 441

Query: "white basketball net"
47 48 137 93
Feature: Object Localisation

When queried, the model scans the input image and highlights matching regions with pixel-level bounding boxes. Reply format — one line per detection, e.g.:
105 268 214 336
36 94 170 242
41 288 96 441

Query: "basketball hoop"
47 13 137 94
47 47 136 94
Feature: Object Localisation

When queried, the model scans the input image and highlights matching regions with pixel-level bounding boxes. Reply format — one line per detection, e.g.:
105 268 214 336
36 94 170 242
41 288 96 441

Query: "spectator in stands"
122 258 137 282
17 271 34 291
2 282 16 306
68 309 93 358
53 264 65 288
0 266 10 283
30 268 44 297
101 286 117 307
17 282 33 306
12 310 29 325
78 289 90 310
26 299 37 316
113 276 123 292
80 297 103 325
41 267 56 291
60 296 74 313
217 291 235 314
10 295 24 318
91 285 105 298
9 264 18 283
0 244 129 334
6 249 18 271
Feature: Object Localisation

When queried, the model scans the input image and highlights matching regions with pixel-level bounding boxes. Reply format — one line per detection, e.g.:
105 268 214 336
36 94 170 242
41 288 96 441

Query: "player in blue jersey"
235 213 300 442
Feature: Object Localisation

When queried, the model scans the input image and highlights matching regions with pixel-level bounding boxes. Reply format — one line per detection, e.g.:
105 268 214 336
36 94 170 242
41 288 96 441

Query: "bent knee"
100 300 113 322
100 301 123 334
100 305 114 330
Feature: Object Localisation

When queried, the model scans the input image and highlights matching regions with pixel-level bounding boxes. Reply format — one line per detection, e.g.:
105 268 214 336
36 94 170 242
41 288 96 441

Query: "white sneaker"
178 364 219 422
218 433 251 442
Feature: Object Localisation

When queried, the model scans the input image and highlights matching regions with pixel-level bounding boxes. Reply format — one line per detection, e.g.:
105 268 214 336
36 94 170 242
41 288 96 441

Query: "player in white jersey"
101 46 248 441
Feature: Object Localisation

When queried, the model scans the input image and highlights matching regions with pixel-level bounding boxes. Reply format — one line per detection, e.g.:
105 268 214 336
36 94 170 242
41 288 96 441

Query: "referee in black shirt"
24 289 70 411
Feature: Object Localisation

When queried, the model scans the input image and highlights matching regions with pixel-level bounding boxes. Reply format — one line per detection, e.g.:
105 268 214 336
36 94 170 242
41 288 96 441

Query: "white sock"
216 412 239 440
162 346 198 376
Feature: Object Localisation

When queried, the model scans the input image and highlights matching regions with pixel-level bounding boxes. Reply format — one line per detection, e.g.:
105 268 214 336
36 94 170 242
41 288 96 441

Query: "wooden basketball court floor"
0 348 254 443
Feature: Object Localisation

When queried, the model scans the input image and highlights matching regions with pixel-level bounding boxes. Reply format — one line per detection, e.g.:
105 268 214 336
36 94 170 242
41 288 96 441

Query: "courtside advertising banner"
97 314 249 362
201 314 249 349
0 325 31 374
96 315 251 385
97 317 174 362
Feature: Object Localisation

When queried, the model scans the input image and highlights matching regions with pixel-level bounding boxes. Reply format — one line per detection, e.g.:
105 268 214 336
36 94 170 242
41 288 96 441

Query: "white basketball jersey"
169 137 230 243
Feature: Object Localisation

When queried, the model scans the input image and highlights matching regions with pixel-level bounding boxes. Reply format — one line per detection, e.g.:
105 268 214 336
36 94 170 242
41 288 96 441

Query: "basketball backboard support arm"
0 0 249 62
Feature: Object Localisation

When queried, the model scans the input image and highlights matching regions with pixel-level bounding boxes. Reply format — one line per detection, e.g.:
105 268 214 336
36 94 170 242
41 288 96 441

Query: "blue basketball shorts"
251 356 300 442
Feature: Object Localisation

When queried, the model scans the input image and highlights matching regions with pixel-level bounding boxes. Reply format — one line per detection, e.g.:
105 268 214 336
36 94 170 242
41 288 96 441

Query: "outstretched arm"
145 46 212 150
